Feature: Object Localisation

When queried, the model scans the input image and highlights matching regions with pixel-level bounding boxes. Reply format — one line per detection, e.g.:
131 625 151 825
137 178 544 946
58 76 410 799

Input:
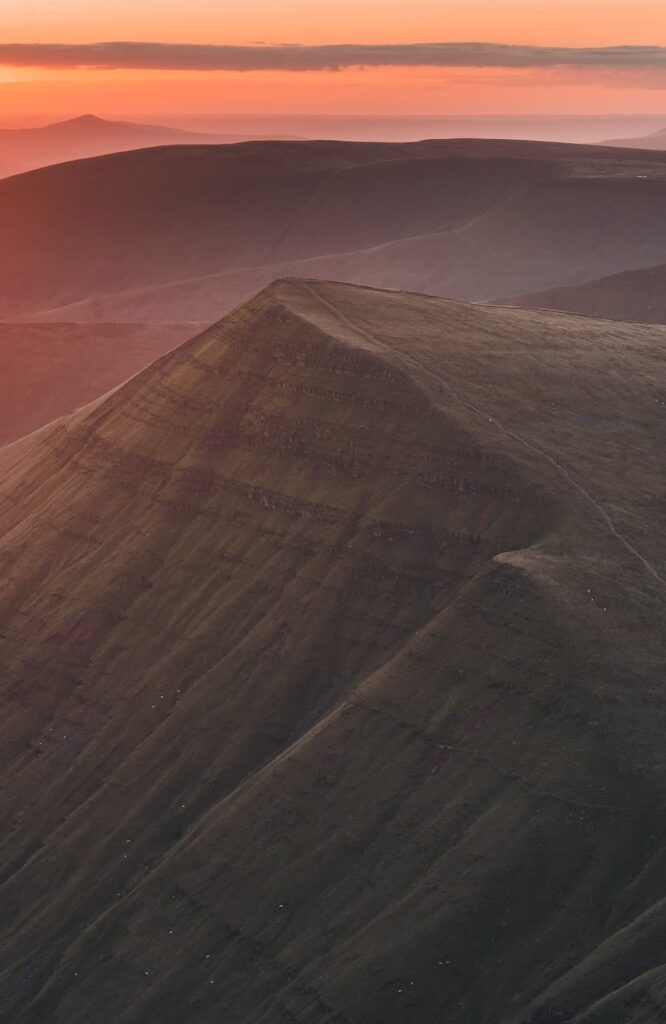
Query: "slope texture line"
303 282 666 589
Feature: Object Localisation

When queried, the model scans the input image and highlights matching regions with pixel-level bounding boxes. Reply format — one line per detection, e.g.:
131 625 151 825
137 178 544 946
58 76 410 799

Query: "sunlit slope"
0 281 664 1024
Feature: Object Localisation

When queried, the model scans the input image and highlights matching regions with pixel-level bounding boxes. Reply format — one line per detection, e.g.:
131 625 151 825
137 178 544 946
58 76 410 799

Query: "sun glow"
1 0 666 116
0 68 24 82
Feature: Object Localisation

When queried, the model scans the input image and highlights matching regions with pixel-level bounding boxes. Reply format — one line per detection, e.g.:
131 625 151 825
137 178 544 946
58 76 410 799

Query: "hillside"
0 115 287 180
0 138 469 318
4 138 666 322
0 280 664 1024
0 322 195 445
498 263 666 324
33 173 666 324
604 128 666 151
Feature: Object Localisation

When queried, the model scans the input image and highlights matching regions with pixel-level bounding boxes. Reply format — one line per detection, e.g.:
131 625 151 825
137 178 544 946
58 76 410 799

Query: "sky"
1 0 666 120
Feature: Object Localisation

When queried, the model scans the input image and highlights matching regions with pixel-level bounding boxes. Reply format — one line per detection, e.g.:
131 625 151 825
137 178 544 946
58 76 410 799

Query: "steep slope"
0 322 196 445
0 280 664 1024
497 263 666 325
4 138 666 321
0 114 283 180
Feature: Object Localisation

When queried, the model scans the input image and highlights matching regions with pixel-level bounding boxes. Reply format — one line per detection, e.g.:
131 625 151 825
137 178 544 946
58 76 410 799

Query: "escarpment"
0 283 551 816
0 280 664 1024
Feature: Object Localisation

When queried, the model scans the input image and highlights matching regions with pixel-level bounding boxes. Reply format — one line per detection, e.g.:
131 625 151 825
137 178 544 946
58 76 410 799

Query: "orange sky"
2 0 666 119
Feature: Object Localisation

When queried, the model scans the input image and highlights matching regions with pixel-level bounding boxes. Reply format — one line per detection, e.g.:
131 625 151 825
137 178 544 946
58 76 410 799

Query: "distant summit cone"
60 114 106 124
42 114 119 133
0 112 227 181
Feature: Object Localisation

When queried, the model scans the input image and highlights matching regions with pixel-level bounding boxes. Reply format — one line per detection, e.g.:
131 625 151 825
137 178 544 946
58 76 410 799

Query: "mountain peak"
0 280 664 1023
51 113 110 127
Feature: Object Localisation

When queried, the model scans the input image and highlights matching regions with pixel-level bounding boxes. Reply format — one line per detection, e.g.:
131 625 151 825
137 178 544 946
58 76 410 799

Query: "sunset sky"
2 0 666 120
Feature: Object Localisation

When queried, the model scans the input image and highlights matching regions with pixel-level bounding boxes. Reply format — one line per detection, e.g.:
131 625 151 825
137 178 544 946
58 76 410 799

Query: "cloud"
1 41 666 74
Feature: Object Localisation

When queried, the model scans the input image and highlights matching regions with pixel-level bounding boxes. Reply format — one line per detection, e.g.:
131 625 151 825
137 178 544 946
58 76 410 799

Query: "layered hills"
0 280 664 1023
4 138 666 323
0 322 195 445
0 115 290 180
604 128 666 151
500 263 666 325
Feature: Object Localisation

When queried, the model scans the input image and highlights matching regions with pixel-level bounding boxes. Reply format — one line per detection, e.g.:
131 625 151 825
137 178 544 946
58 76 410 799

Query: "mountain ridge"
0 280 664 1022
4 138 666 322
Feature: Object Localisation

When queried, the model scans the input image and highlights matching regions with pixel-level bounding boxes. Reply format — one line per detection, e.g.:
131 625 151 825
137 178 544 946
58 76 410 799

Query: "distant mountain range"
603 127 666 150
154 112 666 144
0 114 301 178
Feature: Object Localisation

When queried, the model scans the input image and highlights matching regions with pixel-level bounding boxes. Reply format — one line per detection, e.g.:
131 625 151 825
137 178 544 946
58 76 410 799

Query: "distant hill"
497 262 666 324
39 172 666 325
603 127 666 150
154 113 666 145
0 280 664 1023
4 137 666 323
0 321 196 444
0 114 296 179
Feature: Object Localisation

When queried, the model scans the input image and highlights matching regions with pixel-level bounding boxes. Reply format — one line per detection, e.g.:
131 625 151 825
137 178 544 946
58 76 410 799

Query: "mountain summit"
0 280 664 1023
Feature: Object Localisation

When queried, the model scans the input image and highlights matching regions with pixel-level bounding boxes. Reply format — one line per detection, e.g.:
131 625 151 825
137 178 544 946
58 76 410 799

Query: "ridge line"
301 281 666 589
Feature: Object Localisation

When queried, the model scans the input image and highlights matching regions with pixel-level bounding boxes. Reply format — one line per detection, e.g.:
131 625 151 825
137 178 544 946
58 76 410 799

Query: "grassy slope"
497 263 666 325
0 141 401 318
0 322 196 445
5 139 666 322
0 281 663 1023
32 174 666 324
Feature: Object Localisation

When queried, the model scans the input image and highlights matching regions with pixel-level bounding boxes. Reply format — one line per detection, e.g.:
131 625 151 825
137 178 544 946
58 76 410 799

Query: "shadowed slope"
0 281 664 1024
497 263 666 325
31 172 666 324
5 138 666 322
0 322 197 445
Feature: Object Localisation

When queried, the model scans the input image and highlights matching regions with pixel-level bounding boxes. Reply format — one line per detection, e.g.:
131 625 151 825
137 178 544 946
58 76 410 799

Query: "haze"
2 0 666 123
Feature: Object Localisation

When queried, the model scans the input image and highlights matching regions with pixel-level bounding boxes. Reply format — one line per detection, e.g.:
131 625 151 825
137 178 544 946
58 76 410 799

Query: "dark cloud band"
1 41 666 72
